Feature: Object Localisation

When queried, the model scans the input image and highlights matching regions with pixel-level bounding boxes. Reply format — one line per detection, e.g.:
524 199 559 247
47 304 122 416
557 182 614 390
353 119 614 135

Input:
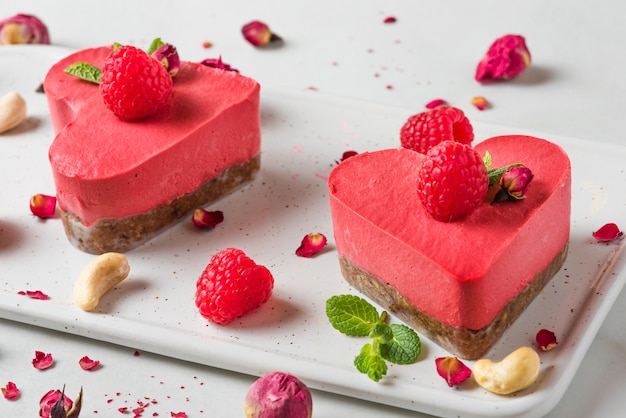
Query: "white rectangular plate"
1 45 625 418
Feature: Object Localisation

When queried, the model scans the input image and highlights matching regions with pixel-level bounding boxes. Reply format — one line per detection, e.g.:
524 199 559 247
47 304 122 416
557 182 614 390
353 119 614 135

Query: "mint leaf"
483 150 492 169
380 324 421 365
326 294 379 337
64 62 101 84
354 343 387 382
147 37 165 54
369 322 393 344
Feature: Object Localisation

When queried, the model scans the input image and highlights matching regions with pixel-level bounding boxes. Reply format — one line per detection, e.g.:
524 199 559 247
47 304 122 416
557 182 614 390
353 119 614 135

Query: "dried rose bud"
30 194 56 219
295 232 327 258
151 43 180 77
192 208 224 229
493 165 533 204
0 13 50 45
592 223 623 242
475 34 531 82
471 96 489 110
200 56 239 72
536 328 558 351
242 20 282 47
435 356 472 387
40 387 82 418
244 372 313 418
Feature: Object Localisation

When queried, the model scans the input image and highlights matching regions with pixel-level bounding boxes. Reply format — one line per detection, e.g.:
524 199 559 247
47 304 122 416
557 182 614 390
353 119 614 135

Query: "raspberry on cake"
328 135 571 359
44 45 261 254
400 106 474 154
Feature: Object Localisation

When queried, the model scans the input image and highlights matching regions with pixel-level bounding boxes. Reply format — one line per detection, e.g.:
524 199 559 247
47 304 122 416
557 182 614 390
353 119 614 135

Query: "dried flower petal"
2 382 20 400
336 150 358 164
0 13 49 45
171 413 187 418
242 20 282 47
475 34 531 82
192 209 224 229
78 356 100 371
536 329 558 351
435 356 472 387
471 96 489 111
18 289 49 300
39 389 72 418
592 223 623 242
32 351 54 370
425 99 447 109
30 194 57 219
200 56 239 72
295 232 327 257
383 16 397 24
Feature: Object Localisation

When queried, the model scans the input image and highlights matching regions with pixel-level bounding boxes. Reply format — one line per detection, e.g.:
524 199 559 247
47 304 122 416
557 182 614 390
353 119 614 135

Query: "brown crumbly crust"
338 242 568 360
60 155 261 254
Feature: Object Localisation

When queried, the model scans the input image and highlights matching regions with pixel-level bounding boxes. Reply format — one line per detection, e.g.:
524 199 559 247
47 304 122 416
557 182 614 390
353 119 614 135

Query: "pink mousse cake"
328 135 571 359
44 46 261 254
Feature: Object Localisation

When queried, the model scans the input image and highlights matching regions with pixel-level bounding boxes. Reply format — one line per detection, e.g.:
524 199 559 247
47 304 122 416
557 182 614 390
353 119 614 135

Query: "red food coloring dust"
192 208 224 229
295 232 328 257
435 356 472 387
29 193 56 218
592 223 623 242
425 98 447 109
1 382 20 400
79 355 101 371
536 329 558 351
18 289 49 300
383 16 397 24
32 351 54 370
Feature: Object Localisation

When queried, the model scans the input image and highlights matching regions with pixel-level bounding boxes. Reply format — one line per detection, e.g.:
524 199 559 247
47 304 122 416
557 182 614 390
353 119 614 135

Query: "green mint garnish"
63 62 101 84
326 294 421 382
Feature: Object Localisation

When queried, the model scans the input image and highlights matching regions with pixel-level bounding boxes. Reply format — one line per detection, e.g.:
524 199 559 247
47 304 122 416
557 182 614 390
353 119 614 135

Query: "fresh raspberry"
400 106 474 154
99 45 173 121
416 140 488 221
195 248 274 325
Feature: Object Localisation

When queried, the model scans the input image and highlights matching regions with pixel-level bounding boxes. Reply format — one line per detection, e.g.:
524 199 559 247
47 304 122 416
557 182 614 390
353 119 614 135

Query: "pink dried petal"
475 34 531 82
536 328 558 351
336 150 358 164
78 356 100 371
192 209 224 229
295 232 327 257
30 194 57 219
471 96 489 111
592 223 623 242
171 413 187 418
425 99 447 109
383 16 397 24
18 290 49 300
242 20 282 47
1 381 20 400
199 56 239 73
435 356 472 387
32 351 54 370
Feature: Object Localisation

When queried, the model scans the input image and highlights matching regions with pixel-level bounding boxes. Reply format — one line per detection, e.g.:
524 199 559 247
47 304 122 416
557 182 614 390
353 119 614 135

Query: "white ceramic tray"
1 45 625 418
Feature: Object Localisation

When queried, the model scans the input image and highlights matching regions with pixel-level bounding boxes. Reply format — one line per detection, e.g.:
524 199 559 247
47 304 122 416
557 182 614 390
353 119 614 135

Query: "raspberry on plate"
195 248 274 325
400 106 474 154
99 45 173 121
417 140 488 221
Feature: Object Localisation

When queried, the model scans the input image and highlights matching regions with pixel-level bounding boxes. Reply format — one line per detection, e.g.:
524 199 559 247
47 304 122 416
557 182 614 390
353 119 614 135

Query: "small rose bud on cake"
244 372 313 418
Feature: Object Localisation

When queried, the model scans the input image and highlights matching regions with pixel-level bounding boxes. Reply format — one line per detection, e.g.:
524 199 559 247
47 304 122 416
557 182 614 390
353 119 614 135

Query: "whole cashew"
73 252 130 311
0 91 27 134
472 346 540 395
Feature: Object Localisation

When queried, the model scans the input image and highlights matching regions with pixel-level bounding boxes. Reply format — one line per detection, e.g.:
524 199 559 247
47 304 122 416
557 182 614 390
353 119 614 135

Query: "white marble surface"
1 1 625 416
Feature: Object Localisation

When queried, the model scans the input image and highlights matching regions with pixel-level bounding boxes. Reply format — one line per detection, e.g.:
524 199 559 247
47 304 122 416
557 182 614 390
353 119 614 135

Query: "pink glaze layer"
44 46 261 226
328 135 571 330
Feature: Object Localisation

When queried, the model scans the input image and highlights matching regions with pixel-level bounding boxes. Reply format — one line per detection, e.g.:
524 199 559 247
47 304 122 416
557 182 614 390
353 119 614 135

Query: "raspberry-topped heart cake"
328 134 571 359
44 45 261 254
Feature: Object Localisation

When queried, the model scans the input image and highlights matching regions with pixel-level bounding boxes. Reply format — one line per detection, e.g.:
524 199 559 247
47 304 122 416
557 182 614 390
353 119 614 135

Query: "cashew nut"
73 252 130 311
0 91 27 134
472 346 540 395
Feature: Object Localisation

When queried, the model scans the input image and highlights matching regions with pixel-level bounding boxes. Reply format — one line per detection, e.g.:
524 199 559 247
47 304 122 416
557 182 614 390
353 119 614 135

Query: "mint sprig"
63 62 101 84
326 294 421 382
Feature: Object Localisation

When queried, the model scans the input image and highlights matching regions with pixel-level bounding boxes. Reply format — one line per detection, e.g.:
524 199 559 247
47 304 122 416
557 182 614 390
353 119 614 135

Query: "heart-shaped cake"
44 46 261 254
328 135 571 359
